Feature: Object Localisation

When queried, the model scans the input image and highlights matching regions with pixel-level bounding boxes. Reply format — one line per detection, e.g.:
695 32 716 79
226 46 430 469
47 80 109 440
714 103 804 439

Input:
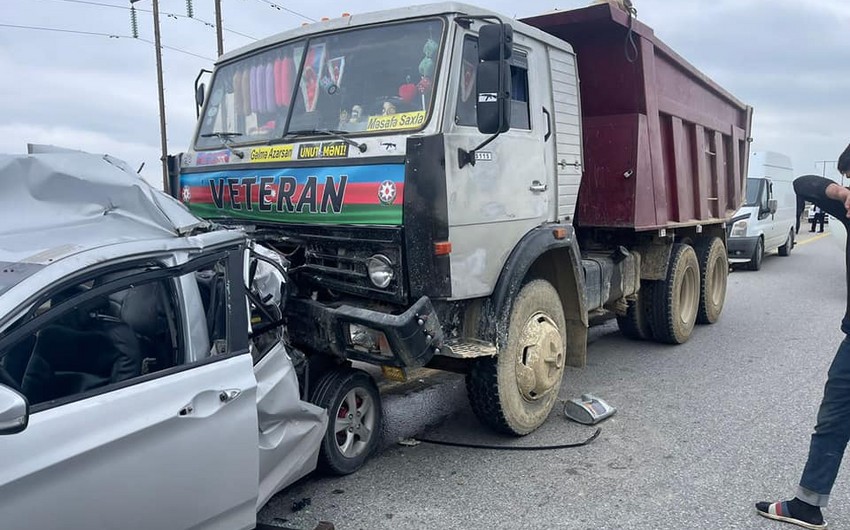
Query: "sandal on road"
756 501 827 530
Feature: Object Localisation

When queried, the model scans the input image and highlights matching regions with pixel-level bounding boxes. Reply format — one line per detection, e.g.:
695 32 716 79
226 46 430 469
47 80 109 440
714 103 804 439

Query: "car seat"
21 320 142 405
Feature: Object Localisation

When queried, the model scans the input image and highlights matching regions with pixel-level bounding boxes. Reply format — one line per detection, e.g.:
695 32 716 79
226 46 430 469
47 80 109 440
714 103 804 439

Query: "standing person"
810 205 825 233
756 144 850 529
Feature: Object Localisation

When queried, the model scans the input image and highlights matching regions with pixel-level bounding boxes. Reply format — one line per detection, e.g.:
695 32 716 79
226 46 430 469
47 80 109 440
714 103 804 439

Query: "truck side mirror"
195 83 206 110
768 198 778 215
476 24 513 134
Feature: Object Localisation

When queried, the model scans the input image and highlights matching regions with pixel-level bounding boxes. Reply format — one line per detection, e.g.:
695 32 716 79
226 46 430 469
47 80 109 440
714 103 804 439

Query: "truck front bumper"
727 236 759 263
286 296 444 368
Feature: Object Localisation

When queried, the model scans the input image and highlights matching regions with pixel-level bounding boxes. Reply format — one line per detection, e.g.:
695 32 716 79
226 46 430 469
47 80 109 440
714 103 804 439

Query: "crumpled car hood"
0 147 206 249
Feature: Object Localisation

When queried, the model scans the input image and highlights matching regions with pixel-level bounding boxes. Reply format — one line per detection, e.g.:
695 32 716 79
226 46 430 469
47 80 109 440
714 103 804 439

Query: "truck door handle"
542 107 552 142
529 181 548 192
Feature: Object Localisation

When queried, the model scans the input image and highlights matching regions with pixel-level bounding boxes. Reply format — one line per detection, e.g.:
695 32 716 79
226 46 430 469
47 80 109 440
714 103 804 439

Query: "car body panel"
0 354 260 530
0 150 326 527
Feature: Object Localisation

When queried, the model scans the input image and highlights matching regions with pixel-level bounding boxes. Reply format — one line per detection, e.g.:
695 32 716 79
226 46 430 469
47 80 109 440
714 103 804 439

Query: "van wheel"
466 280 566 435
311 369 382 475
650 244 700 344
778 230 794 256
748 238 764 270
616 282 654 340
696 237 728 325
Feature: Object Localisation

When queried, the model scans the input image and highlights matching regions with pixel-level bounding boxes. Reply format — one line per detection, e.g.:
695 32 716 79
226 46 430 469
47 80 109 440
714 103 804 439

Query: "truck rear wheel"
651 244 700 344
466 279 566 435
616 283 654 340
696 237 727 325
311 368 382 475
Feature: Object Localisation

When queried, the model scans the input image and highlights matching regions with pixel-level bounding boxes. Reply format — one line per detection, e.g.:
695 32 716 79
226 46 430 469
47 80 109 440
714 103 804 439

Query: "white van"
727 151 796 270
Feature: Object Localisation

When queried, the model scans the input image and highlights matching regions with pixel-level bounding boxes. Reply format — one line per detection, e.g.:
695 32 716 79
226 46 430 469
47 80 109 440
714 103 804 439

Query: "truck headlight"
366 254 394 288
730 219 748 237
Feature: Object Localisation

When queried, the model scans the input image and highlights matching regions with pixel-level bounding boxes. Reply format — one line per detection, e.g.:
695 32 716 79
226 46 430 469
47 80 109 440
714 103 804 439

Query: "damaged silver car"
0 148 381 530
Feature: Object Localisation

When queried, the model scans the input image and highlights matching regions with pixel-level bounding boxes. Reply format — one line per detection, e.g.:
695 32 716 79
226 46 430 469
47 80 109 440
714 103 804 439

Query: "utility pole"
816 160 839 185
131 0 169 191
215 0 224 57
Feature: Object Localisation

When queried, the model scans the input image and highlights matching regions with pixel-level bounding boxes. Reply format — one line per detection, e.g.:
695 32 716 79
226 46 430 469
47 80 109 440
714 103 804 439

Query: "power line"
254 0 316 22
0 23 214 60
33 0 257 40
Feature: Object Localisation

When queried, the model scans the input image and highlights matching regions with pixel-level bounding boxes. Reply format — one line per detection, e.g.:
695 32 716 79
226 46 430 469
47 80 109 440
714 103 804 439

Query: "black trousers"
811 213 825 232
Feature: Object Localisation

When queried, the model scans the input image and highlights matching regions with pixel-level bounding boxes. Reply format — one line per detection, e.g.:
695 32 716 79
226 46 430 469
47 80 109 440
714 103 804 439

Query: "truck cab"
727 151 796 270
174 1 750 442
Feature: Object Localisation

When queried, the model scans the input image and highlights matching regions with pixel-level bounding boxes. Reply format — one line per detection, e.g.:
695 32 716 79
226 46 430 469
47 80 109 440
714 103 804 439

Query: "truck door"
443 29 551 298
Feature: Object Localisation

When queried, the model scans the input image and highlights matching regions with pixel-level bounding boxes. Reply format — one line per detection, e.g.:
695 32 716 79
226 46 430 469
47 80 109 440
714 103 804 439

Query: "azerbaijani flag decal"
180 164 404 225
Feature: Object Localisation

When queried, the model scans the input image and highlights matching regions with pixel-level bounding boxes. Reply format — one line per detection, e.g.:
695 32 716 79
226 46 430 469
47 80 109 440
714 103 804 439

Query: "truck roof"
217 2 574 65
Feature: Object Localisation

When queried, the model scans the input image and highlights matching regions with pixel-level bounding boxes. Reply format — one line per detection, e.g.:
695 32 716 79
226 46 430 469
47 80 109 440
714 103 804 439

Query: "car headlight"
366 254 394 288
730 219 748 237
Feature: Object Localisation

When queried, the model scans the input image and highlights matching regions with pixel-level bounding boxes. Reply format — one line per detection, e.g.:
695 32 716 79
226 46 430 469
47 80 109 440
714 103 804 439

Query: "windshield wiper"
283 129 367 153
200 131 245 159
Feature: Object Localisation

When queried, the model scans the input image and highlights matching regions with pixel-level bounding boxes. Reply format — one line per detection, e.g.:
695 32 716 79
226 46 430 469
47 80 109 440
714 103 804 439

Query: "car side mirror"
0 385 28 435
768 199 778 215
476 23 513 134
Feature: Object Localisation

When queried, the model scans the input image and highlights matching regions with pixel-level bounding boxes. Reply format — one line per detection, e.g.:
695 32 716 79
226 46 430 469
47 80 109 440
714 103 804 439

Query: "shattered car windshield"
195 18 444 149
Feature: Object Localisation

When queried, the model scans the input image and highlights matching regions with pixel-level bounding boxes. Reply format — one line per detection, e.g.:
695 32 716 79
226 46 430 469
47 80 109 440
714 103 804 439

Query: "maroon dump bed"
522 4 752 231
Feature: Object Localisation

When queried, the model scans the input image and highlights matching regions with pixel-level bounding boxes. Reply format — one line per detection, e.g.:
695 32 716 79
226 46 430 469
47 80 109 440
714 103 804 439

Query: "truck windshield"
195 18 445 150
744 178 765 206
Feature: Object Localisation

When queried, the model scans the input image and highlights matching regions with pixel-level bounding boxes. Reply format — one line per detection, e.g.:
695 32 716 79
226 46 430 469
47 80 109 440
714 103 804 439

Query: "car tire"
311 368 382 475
747 238 764 271
778 230 794 256
650 244 700 344
466 279 566 436
695 237 728 325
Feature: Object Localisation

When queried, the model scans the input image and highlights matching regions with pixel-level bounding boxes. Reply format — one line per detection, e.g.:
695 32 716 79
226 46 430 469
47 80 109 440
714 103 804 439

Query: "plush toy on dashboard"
398 75 417 103
416 37 438 109
382 101 397 116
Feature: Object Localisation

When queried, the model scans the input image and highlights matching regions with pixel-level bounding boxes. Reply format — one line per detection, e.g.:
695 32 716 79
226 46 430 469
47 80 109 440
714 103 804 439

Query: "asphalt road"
259 229 848 530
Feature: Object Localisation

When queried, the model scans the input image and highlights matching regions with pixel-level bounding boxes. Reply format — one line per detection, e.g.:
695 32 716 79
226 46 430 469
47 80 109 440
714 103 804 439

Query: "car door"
0 248 260 530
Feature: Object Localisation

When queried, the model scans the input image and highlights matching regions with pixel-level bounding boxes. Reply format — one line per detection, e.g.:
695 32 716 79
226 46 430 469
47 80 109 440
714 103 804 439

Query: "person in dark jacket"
756 143 850 529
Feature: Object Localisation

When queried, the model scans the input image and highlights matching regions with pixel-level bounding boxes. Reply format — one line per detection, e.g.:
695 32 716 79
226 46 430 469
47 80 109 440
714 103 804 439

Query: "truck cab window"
455 37 479 126
195 18 445 148
454 37 531 130
510 57 531 130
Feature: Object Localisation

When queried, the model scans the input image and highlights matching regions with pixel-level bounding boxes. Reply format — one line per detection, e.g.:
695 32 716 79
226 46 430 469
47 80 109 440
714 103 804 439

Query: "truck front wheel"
651 243 700 344
466 279 566 435
696 237 727 325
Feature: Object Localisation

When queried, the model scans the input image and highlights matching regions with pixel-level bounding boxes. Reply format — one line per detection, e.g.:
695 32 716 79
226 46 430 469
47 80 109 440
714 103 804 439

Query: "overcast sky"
1 0 848 188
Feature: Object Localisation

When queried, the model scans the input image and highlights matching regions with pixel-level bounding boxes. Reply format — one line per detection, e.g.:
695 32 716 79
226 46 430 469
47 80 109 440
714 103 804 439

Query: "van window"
745 178 765 207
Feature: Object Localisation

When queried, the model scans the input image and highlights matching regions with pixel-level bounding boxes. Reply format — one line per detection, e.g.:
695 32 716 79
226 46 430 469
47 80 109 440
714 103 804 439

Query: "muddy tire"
695 237 728 325
311 369 382 475
650 244 700 344
616 283 654 340
747 238 764 271
778 230 794 256
466 279 566 435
